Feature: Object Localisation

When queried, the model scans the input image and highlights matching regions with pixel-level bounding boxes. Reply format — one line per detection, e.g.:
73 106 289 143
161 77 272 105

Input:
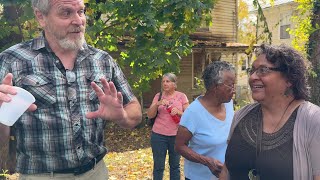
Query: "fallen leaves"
106 148 154 179
5 123 185 180
105 122 185 180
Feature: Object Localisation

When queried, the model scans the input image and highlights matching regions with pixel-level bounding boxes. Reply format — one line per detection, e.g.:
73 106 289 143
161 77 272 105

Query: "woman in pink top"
147 73 189 180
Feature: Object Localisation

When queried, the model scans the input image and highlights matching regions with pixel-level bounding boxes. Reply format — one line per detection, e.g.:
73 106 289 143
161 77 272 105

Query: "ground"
105 122 185 180
4 121 185 180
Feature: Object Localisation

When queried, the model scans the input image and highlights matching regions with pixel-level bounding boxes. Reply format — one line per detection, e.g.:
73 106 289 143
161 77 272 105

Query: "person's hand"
170 107 181 116
0 73 37 112
204 157 223 178
158 99 170 106
86 78 126 123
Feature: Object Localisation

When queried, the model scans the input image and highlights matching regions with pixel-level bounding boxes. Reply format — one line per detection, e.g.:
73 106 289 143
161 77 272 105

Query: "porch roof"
192 40 252 54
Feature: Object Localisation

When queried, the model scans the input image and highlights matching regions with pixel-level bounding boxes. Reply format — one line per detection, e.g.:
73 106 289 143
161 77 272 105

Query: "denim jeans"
151 132 181 180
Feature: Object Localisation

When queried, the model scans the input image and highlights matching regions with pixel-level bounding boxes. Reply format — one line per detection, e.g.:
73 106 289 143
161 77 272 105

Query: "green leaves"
0 1 38 51
0 0 216 94
84 0 216 92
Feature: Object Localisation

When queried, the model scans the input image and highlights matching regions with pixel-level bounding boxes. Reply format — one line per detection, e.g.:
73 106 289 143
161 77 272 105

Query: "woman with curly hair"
221 44 320 180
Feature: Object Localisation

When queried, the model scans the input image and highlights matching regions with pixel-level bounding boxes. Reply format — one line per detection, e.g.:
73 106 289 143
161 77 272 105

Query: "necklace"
249 98 295 180
270 98 295 133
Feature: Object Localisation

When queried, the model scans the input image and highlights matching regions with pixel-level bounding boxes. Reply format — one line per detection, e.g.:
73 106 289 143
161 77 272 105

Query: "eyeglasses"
247 66 283 77
221 83 235 90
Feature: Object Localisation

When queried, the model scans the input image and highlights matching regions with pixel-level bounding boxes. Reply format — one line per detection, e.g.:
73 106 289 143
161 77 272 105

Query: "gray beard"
58 36 85 50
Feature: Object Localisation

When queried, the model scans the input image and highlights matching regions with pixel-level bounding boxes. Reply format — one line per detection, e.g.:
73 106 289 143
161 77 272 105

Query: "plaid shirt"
0 35 135 174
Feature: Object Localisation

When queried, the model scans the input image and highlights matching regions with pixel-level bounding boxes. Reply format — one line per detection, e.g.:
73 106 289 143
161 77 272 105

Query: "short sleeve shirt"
152 91 189 136
0 34 135 174
180 96 234 180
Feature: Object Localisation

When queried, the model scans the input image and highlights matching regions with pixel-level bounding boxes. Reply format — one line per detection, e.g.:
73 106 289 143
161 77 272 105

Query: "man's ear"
34 9 46 27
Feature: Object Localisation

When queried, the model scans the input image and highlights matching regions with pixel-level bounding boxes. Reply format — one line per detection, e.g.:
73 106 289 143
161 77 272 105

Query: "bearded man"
0 0 142 179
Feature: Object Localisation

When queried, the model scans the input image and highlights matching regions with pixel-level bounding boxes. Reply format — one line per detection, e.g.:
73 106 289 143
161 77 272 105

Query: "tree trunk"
0 138 16 175
308 1 320 106
0 4 23 174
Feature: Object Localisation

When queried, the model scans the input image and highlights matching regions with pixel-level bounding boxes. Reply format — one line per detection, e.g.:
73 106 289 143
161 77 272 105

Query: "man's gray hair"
202 61 235 90
31 0 51 15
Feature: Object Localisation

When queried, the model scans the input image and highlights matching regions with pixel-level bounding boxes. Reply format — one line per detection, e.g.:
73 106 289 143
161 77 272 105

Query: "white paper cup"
0 86 35 126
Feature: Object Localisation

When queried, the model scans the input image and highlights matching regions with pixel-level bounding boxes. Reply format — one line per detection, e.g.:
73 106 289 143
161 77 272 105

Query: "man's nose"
72 13 84 25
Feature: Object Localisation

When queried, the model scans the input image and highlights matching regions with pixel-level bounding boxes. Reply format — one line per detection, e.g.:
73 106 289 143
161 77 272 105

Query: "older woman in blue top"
175 61 235 180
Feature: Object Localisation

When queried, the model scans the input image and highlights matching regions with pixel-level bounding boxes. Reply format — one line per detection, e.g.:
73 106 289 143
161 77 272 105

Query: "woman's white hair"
163 73 178 89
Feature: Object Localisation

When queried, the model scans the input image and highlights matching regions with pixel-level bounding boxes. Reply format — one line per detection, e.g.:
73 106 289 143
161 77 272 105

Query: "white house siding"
257 1 298 46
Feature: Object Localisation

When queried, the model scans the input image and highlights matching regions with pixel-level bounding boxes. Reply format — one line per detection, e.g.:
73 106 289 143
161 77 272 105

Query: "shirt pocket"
85 72 110 102
19 74 57 108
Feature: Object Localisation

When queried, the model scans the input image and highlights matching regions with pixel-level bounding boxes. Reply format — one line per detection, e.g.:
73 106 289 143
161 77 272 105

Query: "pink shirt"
152 91 189 136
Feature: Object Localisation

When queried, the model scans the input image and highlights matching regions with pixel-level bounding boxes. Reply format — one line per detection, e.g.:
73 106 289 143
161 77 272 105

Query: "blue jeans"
151 132 181 180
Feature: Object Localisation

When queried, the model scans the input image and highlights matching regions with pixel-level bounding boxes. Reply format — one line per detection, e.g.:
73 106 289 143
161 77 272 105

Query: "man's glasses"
247 66 283 77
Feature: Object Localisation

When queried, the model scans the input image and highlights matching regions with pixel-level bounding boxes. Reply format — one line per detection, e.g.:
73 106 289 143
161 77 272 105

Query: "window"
241 56 249 71
280 24 290 39
280 12 291 39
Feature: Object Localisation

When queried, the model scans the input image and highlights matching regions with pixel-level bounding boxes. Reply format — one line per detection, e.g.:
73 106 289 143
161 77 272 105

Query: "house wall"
179 0 238 102
257 2 298 45
210 0 237 42
142 51 240 108
142 54 196 108
143 0 239 107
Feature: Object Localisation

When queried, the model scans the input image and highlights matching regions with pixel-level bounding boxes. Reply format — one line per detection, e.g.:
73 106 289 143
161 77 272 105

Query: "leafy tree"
286 0 319 105
0 0 218 171
252 0 273 44
238 0 273 56
0 1 36 51
307 0 320 105
238 0 256 45
0 0 216 96
85 0 217 95
289 0 313 55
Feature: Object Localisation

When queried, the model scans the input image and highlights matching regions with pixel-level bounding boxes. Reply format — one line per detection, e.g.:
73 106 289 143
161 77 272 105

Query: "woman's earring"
284 87 293 97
